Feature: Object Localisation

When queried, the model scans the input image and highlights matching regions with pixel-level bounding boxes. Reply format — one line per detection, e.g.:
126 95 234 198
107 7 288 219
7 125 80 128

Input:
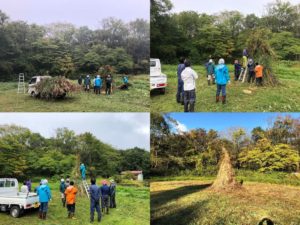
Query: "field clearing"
0 75 149 112
0 181 150 225
151 180 300 225
150 62 300 112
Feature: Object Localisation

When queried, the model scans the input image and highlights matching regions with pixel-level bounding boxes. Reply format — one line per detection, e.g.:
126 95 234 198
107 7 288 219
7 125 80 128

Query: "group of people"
78 74 129 95
176 49 265 112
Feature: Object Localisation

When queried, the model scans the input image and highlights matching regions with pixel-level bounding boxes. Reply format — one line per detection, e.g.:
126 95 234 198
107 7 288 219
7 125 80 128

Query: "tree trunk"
211 147 241 191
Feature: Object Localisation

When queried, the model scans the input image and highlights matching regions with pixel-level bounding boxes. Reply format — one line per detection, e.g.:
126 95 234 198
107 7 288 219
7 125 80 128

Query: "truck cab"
150 58 167 94
28 76 51 97
0 178 40 218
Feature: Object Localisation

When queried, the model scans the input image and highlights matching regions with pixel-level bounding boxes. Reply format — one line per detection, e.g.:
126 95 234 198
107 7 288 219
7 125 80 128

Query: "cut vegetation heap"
211 147 241 191
36 76 79 99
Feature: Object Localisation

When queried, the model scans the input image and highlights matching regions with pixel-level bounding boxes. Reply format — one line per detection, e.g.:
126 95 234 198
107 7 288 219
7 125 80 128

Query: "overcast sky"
171 0 300 16
0 113 150 151
0 0 149 29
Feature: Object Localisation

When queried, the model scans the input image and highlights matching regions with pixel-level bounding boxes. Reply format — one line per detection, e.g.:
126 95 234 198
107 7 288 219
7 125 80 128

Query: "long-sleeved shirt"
181 67 198 91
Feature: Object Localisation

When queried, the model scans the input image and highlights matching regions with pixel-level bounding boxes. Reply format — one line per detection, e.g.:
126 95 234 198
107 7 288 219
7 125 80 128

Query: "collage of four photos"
0 0 300 224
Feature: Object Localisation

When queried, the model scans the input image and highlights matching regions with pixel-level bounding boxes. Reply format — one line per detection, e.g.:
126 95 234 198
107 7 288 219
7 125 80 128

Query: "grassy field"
0 75 149 112
150 61 300 112
0 181 150 225
151 179 300 225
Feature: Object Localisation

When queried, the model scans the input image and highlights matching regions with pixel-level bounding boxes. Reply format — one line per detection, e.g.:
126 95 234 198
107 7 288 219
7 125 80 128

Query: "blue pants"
216 84 226 96
39 202 48 213
90 199 101 221
184 89 196 112
176 79 184 103
82 172 86 180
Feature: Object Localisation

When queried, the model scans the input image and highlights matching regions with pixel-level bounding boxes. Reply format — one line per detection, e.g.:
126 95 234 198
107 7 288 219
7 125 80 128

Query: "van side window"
5 181 14 187
0 181 4 187
29 78 37 84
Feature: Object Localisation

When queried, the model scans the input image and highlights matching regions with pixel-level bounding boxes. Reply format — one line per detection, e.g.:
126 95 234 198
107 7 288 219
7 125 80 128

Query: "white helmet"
209 59 213 63
218 58 225 64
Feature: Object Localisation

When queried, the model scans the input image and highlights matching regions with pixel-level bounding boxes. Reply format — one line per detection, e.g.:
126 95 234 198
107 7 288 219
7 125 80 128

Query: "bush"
36 76 79 99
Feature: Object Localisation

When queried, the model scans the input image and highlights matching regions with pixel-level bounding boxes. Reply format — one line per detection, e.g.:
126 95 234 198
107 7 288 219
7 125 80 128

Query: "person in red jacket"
64 181 78 219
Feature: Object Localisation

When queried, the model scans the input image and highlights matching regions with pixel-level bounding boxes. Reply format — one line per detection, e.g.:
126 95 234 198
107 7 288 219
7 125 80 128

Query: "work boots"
43 212 46 220
216 95 220 103
39 212 43 219
222 96 226 104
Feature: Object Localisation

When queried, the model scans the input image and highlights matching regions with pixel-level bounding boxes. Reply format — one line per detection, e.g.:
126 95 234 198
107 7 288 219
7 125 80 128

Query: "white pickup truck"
0 178 40 218
150 58 167 94
28 75 51 97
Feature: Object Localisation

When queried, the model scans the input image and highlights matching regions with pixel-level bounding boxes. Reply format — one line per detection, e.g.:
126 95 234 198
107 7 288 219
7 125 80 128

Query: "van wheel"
10 206 21 218
160 88 166 94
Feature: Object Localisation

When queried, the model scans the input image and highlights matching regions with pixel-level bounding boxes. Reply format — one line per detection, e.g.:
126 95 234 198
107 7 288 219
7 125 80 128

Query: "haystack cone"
211 147 241 191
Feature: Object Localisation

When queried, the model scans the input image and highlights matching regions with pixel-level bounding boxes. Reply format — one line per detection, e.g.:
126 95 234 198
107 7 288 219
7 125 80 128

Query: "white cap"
218 58 225 64
209 59 213 63
61 178 64 182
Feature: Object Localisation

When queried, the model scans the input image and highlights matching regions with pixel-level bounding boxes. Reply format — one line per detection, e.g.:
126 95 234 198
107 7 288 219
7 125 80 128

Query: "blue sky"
0 113 150 151
168 113 300 134
171 0 300 16
0 0 149 29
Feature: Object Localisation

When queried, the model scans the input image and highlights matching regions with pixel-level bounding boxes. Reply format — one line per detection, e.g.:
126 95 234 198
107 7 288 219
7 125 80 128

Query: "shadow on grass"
151 183 211 205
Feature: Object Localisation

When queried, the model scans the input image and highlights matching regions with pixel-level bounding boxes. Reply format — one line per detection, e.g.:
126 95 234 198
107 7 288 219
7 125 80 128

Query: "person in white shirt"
20 181 29 193
181 60 198 112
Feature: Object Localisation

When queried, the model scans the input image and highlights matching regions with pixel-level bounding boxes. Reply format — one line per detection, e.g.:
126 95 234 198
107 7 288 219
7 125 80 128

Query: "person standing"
65 181 78 219
78 75 83 85
80 163 86 180
89 178 101 223
255 62 264 86
206 59 215 85
105 74 113 95
60 178 66 207
37 179 52 220
101 180 110 214
26 179 32 192
181 60 198 112
247 58 255 83
109 179 116 208
215 58 230 104
84 75 91 92
176 57 185 104
94 75 102 95
20 181 28 193
234 60 242 81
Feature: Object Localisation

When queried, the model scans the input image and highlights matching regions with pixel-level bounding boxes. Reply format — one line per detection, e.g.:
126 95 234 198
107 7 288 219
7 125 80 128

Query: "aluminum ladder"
82 179 90 198
17 73 26 94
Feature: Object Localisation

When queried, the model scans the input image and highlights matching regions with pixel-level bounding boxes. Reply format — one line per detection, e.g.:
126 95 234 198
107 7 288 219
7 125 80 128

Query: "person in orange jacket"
64 181 78 219
254 62 264 86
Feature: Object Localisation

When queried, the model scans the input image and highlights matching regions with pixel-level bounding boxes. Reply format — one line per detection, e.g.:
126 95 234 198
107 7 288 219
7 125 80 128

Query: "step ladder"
17 73 26 94
238 67 248 83
82 180 90 198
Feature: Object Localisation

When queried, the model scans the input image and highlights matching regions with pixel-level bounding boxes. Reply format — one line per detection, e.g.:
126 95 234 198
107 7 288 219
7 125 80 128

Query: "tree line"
151 0 300 64
0 125 150 180
0 10 149 81
151 113 300 176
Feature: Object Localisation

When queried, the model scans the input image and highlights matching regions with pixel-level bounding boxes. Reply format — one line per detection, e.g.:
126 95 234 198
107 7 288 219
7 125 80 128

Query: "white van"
28 76 51 97
150 58 167 94
0 178 40 218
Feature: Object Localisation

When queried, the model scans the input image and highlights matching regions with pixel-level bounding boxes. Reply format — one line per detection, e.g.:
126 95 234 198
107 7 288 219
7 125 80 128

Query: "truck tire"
160 88 166 94
31 91 36 97
10 206 21 218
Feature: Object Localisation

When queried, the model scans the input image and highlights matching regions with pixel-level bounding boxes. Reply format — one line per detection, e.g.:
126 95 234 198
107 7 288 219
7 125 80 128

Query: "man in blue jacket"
89 178 101 223
94 75 102 95
101 180 110 214
59 178 66 207
215 58 230 104
176 57 185 104
37 179 52 220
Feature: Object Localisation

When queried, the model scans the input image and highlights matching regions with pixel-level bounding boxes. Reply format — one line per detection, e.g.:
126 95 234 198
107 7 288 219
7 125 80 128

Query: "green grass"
0 75 149 112
150 62 300 112
151 178 300 225
0 181 149 225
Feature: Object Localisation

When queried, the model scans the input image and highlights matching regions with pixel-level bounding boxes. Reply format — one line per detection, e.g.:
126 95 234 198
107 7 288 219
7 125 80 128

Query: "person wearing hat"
215 58 230 104
80 163 86 180
60 178 67 207
65 181 78 219
109 179 116 208
37 179 52 220
100 180 110 214
94 75 102 95
89 178 101 223
181 59 198 112
247 58 255 83
84 75 91 92
206 59 215 85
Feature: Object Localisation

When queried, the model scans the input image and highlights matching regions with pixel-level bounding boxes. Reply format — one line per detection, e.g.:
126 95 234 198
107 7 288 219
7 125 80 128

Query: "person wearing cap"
176 57 185 104
84 75 91 92
37 179 52 220
247 58 255 83
94 75 102 95
80 163 86 180
215 58 230 104
105 74 113 95
206 59 215 85
181 59 198 112
65 181 78 219
60 178 67 207
109 180 116 208
89 178 101 223
100 180 110 214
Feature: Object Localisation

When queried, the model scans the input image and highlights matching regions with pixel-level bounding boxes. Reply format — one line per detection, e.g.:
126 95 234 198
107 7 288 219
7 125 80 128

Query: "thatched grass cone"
211 147 241 191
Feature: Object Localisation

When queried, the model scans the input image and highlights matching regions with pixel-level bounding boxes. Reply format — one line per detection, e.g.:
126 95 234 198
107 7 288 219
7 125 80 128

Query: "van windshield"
150 61 156 67
29 78 37 84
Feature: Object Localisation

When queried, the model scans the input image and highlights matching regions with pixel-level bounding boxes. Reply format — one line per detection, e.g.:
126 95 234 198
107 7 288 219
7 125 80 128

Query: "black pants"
176 79 184 103
235 70 241 81
256 77 263 86
102 195 109 213
67 203 75 213
248 71 255 83
106 84 111 95
110 194 116 208
184 89 196 112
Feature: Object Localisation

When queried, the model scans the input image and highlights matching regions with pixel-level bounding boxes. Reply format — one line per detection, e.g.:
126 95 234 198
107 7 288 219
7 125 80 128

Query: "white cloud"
175 121 188 134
